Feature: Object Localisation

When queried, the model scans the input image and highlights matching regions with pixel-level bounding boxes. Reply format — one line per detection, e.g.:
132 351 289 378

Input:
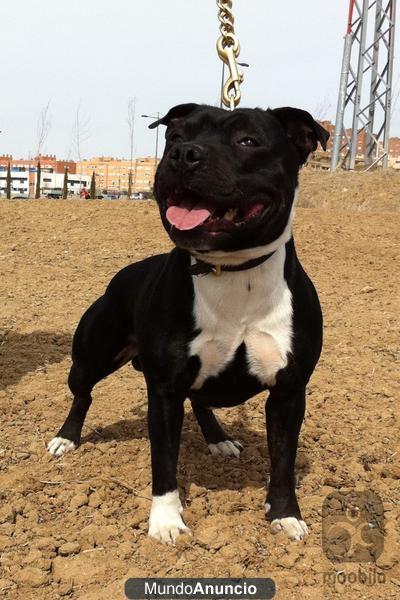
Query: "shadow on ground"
0 330 72 389
82 405 311 492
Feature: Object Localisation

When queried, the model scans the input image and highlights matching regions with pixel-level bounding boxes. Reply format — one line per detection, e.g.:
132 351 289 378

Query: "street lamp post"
141 112 160 167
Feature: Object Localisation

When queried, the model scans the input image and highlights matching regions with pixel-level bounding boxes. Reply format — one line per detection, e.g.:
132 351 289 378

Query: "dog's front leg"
265 385 309 541
147 388 190 543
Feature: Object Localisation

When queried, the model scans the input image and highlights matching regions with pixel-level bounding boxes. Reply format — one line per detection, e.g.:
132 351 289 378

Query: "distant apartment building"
0 154 76 175
42 172 90 196
0 153 158 196
317 121 367 157
0 154 77 196
0 168 89 197
76 156 158 193
388 136 400 156
315 122 400 167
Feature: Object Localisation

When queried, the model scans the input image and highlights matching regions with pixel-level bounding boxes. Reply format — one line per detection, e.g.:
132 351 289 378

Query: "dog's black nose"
169 143 206 171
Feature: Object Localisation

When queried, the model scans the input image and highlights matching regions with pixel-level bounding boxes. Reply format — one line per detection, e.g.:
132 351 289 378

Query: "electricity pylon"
331 0 396 170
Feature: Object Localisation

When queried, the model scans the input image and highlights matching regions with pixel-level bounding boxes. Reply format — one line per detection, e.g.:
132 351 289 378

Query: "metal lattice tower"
331 0 396 170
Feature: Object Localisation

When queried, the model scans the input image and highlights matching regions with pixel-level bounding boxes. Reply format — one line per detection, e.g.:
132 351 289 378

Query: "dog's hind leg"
191 402 243 457
47 364 96 455
48 294 136 456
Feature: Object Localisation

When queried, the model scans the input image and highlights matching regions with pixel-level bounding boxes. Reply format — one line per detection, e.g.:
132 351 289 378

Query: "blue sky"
1 0 399 159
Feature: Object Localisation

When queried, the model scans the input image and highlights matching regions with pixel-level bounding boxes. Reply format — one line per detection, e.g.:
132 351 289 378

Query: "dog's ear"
149 103 200 129
270 107 330 164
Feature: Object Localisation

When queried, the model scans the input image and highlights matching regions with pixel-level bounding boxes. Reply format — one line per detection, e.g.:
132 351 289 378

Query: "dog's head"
151 104 328 254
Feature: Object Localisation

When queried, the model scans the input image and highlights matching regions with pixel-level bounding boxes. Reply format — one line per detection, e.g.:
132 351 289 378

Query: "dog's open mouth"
165 196 266 232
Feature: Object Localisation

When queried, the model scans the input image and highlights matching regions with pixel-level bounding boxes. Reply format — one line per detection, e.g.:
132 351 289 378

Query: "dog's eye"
238 137 259 147
168 133 184 144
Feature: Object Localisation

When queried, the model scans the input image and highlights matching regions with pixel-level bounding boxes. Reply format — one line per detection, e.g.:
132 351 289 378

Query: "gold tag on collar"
212 265 222 276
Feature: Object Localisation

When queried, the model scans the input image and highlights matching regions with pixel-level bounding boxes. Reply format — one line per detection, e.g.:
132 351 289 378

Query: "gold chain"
216 0 235 39
216 0 243 110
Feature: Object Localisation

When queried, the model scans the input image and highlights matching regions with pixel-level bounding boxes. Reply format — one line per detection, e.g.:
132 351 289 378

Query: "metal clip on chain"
216 1 243 110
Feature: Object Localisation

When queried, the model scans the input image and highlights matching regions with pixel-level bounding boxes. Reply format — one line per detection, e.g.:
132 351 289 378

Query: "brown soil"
298 169 400 212
0 171 399 599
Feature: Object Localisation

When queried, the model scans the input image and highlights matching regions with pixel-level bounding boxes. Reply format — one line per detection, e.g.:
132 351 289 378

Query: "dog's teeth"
223 208 238 221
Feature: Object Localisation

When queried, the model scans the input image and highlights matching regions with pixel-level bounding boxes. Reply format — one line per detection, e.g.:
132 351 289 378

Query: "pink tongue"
166 203 211 230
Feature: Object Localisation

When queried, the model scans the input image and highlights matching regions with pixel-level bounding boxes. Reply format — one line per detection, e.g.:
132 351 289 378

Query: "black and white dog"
48 103 328 543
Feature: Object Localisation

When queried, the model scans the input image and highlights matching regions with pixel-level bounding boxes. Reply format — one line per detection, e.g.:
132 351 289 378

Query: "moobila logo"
322 490 384 562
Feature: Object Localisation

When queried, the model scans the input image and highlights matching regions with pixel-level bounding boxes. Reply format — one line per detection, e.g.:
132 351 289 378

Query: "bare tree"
34 101 51 198
62 167 68 199
73 103 91 162
6 162 12 199
313 96 332 122
72 103 91 192
36 100 52 157
127 97 136 197
35 161 41 199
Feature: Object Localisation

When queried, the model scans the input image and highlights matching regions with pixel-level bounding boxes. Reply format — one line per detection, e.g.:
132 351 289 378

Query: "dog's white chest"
189 247 293 390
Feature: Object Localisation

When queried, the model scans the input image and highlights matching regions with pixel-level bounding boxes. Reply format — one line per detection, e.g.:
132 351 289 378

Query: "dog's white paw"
148 490 191 543
270 516 309 541
47 437 76 456
208 440 243 458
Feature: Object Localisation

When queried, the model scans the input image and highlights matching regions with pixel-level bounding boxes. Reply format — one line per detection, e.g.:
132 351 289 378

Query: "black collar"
190 251 276 276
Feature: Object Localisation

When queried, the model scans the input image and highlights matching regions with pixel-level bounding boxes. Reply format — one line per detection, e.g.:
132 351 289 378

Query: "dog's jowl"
48 104 329 543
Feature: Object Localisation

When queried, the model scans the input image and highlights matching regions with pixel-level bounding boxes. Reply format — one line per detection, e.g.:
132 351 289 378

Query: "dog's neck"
190 251 276 276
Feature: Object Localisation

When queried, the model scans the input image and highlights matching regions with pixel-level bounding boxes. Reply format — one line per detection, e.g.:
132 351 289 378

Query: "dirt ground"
0 170 399 599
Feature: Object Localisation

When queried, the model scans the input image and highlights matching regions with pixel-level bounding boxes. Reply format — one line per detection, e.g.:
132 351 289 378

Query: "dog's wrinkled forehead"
186 109 277 139
150 103 329 164
151 104 276 137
